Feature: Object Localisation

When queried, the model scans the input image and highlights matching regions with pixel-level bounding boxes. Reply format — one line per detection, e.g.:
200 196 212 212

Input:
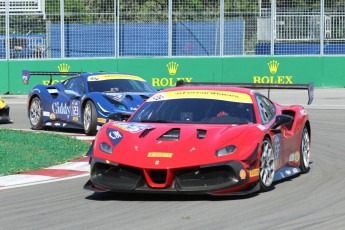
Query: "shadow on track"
85 190 260 202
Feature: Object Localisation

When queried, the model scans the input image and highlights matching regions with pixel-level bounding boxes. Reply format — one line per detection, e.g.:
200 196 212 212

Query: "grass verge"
0 129 91 176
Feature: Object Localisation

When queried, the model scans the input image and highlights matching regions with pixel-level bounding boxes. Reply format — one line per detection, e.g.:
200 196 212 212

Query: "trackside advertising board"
0 56 344 94
0 62 9 93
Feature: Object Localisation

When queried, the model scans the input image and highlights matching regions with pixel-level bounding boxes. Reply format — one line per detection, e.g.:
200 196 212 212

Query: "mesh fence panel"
119 0 168 57
324 0 345 54
0 15 5 59
224 0 258 55
274 0 321 55
41 1 61 58
1 0 345 59
63 0 115 58
172 1 220 56
8 15 46 58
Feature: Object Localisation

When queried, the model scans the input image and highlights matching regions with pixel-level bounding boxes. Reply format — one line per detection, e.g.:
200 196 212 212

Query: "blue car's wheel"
83 100 97 136
259 137 275 192
29 97 43 130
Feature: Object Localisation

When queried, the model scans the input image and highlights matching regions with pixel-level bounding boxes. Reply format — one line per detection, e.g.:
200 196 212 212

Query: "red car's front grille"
148 170 167 184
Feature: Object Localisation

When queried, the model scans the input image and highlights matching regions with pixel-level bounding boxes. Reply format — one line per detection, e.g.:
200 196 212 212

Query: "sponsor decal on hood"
112 122 153 133
147 90 253 103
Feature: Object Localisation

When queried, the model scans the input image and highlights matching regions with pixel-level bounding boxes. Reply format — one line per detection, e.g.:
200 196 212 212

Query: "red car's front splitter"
84 158 259 195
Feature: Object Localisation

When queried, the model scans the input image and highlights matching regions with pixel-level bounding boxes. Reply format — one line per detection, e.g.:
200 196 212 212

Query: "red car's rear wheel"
300 126 310 173
259 138 275 192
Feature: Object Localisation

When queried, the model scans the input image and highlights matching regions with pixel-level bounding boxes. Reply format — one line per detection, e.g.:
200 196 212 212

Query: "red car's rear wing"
22 70 81 85
176 80 314 105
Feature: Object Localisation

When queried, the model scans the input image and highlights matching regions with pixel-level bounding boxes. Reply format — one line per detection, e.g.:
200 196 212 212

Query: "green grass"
0 129 91 176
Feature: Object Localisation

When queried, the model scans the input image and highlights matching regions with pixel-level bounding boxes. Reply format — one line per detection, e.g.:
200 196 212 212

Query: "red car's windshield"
130 98 256 124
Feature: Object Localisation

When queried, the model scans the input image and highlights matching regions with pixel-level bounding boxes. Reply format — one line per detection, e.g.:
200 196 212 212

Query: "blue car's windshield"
88 79 157 93
130 98 256 124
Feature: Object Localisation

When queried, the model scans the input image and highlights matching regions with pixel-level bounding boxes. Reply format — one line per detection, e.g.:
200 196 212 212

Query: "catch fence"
0 0 344 59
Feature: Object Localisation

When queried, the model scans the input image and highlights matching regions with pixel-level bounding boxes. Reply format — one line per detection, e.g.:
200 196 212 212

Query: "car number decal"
107 128 123 146
273 134 282 160
71 100 80 116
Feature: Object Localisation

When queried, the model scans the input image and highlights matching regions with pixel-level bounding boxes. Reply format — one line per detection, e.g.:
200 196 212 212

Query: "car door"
255 94 286 170
54 77 84 125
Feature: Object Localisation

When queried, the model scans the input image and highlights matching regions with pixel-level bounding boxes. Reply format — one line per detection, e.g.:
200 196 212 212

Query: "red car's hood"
94 122 261 169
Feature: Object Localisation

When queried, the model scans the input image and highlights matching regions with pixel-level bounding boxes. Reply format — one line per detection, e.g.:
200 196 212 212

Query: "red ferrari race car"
84 81 313 196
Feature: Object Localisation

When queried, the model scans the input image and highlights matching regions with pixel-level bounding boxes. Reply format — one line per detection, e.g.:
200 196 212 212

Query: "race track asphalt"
0 88 344 230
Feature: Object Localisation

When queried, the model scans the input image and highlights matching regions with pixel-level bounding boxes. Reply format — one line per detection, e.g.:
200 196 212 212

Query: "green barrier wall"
222 57 324 85
1 56 344 94
0 62 9 94
117 58 223 88
4 59 117 94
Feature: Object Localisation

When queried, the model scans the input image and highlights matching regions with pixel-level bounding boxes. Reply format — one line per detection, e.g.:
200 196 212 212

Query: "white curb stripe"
0 158 90 189
49 161 90 172
0 174 89 190
0 174 56 187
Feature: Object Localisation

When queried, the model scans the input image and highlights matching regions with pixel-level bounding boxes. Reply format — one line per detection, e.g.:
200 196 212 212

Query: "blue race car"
22 70 157 135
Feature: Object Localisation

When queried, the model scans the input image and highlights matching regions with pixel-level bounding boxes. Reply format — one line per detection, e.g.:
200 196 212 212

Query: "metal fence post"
220 0 224 57
168 0 172 57
114 0 118 58
320 0 324 55
5 0 10 60
60 0 65 58
270 0 276 55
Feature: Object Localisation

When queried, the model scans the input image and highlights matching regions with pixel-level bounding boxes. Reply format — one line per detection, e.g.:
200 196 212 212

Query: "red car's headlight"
100 142 113 154
215 145 237 157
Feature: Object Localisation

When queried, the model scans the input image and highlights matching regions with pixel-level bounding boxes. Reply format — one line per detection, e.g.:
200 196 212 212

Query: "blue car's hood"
102 92 153 112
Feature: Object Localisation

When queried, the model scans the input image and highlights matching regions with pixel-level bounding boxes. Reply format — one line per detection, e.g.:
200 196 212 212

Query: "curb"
0 134 94 190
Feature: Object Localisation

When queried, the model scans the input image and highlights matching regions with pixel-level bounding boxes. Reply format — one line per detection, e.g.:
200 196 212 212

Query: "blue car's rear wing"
22 70 81 85
176 80 314 105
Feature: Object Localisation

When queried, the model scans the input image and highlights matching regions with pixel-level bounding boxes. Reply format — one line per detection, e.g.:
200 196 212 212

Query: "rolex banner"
2 56 345 94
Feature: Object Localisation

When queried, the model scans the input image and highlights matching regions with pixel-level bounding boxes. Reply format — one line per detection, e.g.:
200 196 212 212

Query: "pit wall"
1 56 344 94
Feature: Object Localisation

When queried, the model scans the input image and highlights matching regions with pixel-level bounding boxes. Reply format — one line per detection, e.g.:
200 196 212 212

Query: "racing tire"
29 97 43 130
83 100 98 136
259 137 275 192
299 126 310 174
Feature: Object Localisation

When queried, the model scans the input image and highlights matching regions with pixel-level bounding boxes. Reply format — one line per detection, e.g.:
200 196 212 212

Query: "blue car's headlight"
216 145 237 157
100 142 113 154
